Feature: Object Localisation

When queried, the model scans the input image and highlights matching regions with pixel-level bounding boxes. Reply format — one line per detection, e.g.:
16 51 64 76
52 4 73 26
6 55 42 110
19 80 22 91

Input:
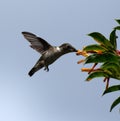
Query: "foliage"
77 19 120 111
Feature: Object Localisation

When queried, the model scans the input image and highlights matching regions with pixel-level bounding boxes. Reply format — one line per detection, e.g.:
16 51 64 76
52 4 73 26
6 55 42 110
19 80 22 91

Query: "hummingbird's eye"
66 45 71 49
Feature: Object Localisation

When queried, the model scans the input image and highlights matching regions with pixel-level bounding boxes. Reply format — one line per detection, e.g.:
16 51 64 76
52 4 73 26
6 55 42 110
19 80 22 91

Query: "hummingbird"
22 32 77 76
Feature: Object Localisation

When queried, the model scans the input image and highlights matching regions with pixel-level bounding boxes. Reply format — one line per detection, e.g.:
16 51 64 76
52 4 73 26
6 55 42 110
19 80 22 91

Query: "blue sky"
0 0 120 121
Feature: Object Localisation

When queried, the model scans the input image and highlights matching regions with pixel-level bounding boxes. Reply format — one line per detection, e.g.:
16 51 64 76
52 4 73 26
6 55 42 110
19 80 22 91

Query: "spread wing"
22 32 52 54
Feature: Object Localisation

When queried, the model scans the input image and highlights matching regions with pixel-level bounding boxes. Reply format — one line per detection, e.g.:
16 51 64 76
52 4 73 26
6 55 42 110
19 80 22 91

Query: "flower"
76 50 89 57
116 50 120 56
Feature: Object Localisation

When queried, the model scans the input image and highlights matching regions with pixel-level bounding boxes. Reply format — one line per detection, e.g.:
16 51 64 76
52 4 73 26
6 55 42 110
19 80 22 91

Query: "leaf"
103 85 120 95
109 30 117 50
83 44 107 52
115 19 120 25
86 71 109 81
110 97 120 112
88 32 113 49
85 53 119 64
114 26 120 30
101 62 120 78
101 62 120 70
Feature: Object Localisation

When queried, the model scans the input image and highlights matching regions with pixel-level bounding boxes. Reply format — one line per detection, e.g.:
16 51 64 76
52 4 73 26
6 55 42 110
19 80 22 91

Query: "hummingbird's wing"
22 32 52 54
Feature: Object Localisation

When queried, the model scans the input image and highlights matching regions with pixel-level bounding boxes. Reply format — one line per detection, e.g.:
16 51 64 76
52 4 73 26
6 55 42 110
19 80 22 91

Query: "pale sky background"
0 0 120 121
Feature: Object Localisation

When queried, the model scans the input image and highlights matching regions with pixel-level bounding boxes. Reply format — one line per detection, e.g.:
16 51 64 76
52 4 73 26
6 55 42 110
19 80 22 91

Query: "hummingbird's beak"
72 47 78 52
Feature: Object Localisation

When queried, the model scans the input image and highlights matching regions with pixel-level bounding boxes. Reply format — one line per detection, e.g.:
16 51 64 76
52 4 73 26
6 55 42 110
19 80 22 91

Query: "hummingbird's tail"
28 64 44 76
28 68 36 76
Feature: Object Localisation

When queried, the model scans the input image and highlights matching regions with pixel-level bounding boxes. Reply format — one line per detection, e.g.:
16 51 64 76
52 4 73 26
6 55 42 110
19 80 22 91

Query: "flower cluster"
76 19 120 111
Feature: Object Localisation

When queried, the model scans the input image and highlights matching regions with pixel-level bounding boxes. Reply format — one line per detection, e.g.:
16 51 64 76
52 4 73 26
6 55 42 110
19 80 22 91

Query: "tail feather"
28 64 44 77
28 68 36 76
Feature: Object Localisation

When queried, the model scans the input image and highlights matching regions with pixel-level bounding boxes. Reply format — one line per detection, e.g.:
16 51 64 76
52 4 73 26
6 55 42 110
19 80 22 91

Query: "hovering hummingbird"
22 32 77 76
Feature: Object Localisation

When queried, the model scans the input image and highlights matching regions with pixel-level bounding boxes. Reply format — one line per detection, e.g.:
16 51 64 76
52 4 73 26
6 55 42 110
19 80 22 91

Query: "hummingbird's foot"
44 66 49 72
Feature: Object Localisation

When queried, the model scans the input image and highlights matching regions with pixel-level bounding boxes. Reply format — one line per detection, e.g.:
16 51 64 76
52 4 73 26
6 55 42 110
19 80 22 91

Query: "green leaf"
101 62 120 70
103 85 120 95
88 32 113 49
110 97 120 112
109 30 117 50
114 26 120 30
83 44 107 52
115 19 120 25
86 71 109 81
85 53 119 64
101 62 120 78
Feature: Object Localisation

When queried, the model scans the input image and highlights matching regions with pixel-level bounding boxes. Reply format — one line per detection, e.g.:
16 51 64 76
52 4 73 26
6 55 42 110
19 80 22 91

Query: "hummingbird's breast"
43 47 63 65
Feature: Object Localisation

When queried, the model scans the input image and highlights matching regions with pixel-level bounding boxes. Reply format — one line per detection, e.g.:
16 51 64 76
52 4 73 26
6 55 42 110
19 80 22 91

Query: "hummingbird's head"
60 43 77 54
